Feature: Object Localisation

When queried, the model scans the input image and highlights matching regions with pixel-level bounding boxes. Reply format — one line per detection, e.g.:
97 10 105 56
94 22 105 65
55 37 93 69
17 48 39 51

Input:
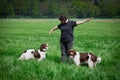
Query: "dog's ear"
73 50 76 55
68 49 73 54
40 44 45 51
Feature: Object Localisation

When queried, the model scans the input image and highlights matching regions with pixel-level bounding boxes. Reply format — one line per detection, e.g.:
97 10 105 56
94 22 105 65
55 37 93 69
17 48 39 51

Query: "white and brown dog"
18 43 48 61
68 50 101 68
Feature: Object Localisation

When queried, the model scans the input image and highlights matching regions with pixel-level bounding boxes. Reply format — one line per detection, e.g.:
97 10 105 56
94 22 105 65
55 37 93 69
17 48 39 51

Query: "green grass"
0 19 120 80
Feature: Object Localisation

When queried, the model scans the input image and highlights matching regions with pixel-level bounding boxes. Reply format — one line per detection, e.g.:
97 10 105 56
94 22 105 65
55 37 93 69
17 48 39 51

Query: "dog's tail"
97 57 101 63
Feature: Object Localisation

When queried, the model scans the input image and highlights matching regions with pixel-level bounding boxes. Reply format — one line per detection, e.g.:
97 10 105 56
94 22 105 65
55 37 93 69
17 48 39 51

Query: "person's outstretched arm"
76 18 91 25
49 26 58 35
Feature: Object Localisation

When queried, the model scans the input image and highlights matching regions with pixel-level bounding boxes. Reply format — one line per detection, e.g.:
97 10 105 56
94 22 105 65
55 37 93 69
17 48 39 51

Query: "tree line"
0 0 120 18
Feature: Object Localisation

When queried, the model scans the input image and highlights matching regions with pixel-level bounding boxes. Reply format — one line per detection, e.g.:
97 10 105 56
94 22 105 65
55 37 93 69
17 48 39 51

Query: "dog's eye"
70 53 73 56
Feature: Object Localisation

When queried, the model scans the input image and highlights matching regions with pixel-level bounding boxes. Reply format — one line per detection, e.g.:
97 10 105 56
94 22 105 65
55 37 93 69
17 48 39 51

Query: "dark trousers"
60 41 73 63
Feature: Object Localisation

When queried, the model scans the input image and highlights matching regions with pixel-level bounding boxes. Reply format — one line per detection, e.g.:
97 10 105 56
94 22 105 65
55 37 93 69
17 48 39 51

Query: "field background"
0 19 120 80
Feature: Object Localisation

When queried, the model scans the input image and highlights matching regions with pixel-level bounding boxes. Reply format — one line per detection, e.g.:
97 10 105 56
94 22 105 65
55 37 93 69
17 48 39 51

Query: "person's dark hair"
59 15 67 21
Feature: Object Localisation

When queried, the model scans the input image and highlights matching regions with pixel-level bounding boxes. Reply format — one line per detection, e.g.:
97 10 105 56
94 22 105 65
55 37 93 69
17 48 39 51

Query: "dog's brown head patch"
40 43 48 52
68 49 76 58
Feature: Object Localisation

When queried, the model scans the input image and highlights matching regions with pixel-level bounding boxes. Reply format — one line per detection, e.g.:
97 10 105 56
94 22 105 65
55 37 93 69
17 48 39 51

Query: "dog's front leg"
75 63 80 66
75 61 80 66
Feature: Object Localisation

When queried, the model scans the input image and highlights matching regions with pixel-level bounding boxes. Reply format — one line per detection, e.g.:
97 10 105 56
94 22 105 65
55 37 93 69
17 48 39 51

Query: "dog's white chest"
73 52 80 65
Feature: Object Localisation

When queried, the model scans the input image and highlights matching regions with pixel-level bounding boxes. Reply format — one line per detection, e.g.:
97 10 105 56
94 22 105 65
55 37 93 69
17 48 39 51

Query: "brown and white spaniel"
68 50 101 68
18 43 48 61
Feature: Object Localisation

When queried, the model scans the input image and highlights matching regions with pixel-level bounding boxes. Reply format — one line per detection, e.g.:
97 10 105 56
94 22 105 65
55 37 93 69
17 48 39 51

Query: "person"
49 15 91 63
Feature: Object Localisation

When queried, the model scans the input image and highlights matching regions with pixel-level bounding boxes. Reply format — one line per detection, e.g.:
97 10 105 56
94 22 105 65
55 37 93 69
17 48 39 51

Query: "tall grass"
0 19 120 80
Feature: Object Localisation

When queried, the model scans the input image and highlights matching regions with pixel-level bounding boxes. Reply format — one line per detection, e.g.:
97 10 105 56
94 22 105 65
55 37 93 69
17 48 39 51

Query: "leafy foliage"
0 0 120 18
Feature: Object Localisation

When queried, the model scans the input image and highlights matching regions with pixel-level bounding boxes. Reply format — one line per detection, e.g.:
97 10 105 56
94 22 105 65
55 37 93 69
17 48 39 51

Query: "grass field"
0 19 120 80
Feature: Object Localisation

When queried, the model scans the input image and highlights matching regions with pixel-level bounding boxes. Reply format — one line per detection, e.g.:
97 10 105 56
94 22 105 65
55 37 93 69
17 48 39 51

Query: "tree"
99 0 120 18
12 0 28 17
0 0 119 18
71 0 101 18
30 0 40 18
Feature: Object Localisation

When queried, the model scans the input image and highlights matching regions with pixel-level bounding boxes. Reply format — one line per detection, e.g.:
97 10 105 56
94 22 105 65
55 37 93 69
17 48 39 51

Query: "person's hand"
86 18 91 22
